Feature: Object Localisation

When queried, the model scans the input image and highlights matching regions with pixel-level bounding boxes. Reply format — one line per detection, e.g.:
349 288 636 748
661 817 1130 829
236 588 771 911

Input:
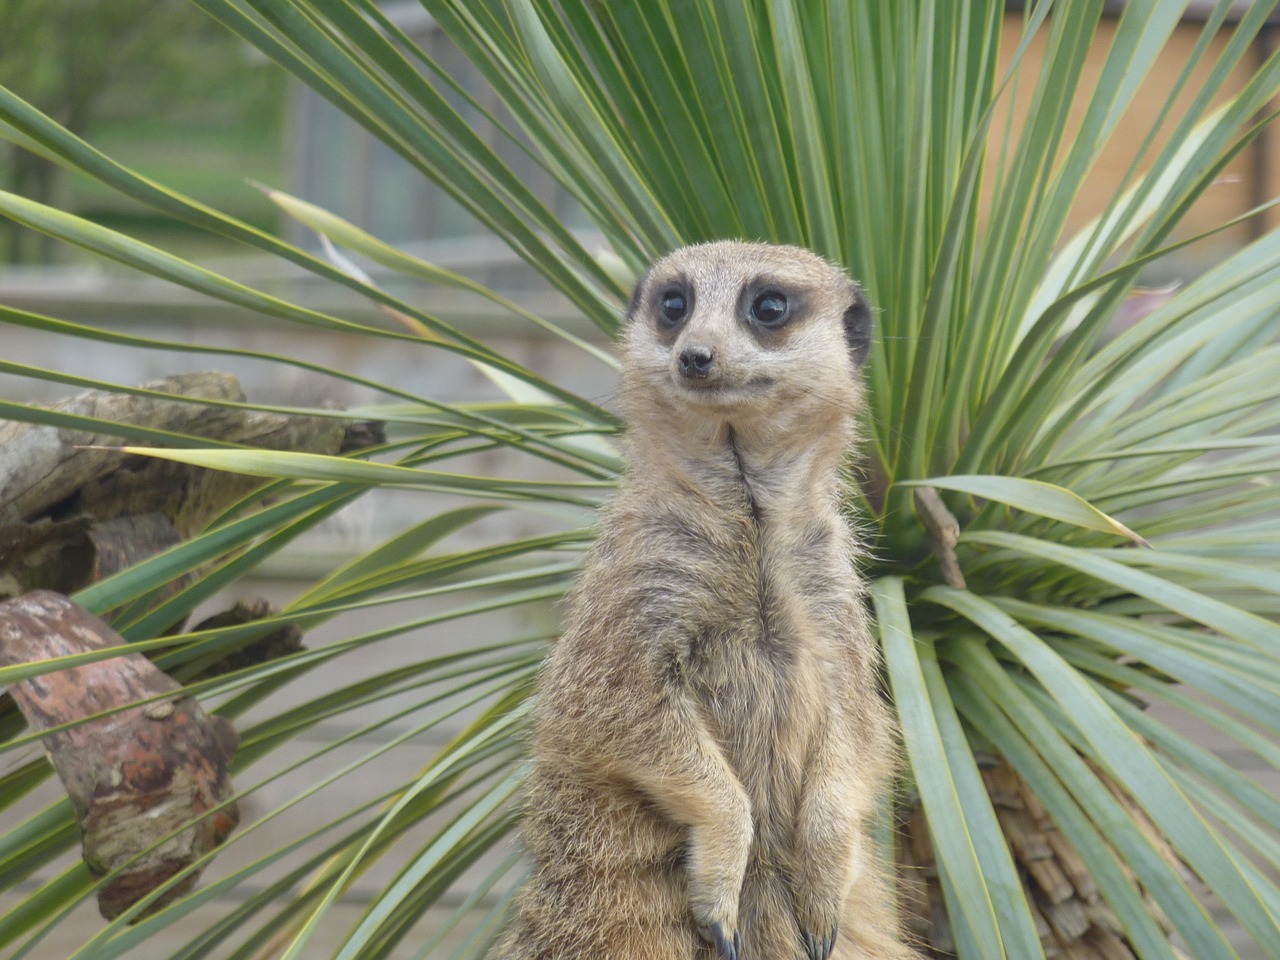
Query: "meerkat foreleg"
611 691 754 959
792 715 869 960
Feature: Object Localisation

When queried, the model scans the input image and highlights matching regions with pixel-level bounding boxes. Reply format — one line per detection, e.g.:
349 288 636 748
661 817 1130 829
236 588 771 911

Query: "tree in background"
0 0 281 262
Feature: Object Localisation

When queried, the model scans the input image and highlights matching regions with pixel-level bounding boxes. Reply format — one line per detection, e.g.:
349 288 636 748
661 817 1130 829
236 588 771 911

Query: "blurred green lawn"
68 115 284 262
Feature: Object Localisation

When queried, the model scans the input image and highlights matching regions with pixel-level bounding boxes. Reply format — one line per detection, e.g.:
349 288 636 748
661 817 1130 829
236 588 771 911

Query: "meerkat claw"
803 923 838 960
700 921 741 960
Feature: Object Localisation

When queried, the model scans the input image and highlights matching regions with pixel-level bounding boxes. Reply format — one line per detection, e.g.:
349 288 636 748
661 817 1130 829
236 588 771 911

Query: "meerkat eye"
659 290 688 327
750 290 789 326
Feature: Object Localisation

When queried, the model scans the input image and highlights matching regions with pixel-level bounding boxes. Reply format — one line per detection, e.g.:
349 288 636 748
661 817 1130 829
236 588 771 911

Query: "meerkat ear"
843 285 873 368
624 283 644 324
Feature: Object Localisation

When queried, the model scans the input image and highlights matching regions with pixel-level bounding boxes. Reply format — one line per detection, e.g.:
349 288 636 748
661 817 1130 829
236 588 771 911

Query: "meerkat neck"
725 427 764 523
627 417 850 525
727 423 850 524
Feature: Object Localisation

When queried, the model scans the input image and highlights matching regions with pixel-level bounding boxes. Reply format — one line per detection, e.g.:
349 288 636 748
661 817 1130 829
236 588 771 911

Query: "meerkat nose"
678 345 716 380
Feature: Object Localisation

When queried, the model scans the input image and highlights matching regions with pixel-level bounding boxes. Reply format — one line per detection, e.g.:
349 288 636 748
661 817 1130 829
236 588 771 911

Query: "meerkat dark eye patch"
843 287 873 368
750 290 788 327
659 289 689 328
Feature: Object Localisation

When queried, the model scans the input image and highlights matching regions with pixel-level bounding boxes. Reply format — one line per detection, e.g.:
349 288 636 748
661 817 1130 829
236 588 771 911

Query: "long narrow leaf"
871 577 1013 959
925 585 1280 955
901 474 1147 544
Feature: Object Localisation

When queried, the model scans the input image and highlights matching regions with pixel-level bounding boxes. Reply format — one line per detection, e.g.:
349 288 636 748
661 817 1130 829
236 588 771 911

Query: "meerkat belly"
686 572 830 848
698 646 811 835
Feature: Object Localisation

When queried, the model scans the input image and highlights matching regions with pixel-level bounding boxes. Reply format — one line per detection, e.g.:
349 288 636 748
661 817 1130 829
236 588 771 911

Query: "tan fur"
494 242 919 960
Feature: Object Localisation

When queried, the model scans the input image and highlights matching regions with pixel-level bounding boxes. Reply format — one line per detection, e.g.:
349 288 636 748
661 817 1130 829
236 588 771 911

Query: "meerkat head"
621 241 872 448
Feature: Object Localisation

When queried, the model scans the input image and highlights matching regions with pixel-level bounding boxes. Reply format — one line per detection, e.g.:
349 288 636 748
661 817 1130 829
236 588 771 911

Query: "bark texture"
897 757 1186 959
0 591 239 919
0 371 364 603
0 371 380 920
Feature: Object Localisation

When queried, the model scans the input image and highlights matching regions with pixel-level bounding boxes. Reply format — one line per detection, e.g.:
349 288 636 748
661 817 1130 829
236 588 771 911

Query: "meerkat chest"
676 515 853 744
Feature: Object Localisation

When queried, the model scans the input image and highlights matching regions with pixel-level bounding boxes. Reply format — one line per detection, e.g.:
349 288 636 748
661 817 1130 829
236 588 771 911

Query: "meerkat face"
622 241 872 426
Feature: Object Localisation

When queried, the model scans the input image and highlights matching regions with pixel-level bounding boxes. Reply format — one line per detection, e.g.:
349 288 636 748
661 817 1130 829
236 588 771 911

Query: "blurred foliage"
0 0 284 262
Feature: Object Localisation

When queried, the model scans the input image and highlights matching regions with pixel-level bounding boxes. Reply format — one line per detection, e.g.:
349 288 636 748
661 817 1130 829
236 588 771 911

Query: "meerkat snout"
678 344 716 380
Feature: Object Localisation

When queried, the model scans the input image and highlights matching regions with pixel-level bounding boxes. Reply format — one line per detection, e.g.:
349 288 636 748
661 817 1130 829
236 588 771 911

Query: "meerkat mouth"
675 377 776 403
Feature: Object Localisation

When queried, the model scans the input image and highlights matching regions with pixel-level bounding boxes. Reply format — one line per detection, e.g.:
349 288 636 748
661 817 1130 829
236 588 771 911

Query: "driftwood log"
1 591 240 920
0 371 380 920
0 371 371 602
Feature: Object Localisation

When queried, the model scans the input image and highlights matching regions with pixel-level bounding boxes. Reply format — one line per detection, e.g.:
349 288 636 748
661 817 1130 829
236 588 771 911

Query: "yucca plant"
1 1 1279 958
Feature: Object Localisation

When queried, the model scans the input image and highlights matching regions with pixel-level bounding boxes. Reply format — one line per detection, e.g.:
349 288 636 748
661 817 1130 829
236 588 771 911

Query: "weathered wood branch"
0 371 381 920
913 486 967 590
0 591 240 920
0 370 381 602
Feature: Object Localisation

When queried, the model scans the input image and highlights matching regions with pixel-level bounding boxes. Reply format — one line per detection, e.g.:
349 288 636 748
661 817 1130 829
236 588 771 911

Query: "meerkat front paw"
792 784 862 959
792 879 842 960
690 880 743 960
686 809 751 959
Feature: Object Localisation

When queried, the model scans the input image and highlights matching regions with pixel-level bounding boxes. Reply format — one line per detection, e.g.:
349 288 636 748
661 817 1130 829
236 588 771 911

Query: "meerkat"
494 241 917 960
